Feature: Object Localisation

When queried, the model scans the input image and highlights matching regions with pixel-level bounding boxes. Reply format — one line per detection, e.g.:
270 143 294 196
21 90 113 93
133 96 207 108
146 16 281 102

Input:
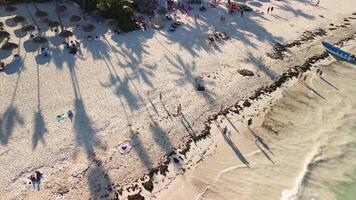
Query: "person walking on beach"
271 6 274 13
316 69 320 77
159 92 162 102
267 7 270 14
303 74 308 83
319 70 323 77
316 0 320 6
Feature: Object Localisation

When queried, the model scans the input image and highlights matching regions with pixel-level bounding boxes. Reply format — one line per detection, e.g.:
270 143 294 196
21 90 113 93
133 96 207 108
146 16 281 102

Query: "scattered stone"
56 187 69 196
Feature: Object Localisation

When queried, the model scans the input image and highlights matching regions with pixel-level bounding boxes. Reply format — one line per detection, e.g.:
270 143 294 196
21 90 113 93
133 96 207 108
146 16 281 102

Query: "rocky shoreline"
114 19 356 200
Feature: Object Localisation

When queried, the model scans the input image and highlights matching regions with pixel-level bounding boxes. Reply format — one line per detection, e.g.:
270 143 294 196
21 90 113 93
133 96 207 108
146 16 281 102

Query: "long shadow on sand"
215 121 250 167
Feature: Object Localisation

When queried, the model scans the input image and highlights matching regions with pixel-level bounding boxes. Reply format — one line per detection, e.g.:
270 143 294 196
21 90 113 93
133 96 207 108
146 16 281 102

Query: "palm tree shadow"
0 106 24 145
32 111 47 150
87 160 113 199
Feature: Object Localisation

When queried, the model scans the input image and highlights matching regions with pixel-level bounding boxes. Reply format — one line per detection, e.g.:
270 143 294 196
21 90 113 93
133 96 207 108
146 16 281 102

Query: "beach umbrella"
70 15 81 23
83 24 95 32
5 6 17 13
47 20 61 28
1 42 18 51
13 15 26 24
58 30 73 38
0 31 10 39
32 36 48 44
106 19 117 28
56 5 67 12
21 24 36 32
35 10 48 18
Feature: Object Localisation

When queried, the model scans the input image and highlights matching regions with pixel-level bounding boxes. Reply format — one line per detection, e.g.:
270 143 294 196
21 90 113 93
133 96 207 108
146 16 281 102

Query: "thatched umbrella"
5 6 17 13
47 20 61 28
35 10 48 18
58 30 73 38
56 5 67 13
0 31 10 39
32 36 48 44
83 24 95 32
13 15 26 24
21 24 36 32
106 19 117 29
70 15 81 23
1 42 18 51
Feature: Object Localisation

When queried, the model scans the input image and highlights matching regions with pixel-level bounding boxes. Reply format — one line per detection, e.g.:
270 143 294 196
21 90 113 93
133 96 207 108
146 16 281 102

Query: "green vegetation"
72 0 138 32
1 0 139 32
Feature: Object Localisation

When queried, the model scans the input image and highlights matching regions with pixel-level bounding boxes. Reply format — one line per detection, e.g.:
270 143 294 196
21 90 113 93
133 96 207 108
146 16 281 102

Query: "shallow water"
154 45 356 200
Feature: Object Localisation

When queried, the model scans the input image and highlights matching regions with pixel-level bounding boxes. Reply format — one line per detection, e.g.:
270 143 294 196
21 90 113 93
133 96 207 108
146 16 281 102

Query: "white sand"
0 0 356 199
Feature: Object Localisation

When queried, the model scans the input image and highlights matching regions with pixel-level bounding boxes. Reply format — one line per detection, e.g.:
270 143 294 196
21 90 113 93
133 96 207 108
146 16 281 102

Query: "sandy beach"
1 0 356 199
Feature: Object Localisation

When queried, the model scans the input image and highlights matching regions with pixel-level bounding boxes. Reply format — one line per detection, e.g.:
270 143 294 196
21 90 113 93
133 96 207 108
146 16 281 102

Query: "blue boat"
322 41 356 63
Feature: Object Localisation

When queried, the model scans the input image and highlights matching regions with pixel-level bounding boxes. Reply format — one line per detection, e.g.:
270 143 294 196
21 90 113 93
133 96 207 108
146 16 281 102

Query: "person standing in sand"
271 6 274 13
267 7 270 14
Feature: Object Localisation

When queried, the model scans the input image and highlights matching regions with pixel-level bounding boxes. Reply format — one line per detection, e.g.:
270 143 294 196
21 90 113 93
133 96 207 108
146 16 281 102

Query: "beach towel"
56 114 66 122
117 142 132 155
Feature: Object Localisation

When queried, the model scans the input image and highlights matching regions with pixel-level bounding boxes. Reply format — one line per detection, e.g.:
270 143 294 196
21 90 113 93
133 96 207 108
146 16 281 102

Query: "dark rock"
128 193 144 200
173 158 180 163
142 179 154 192
238 69 254 76
243 100 251 107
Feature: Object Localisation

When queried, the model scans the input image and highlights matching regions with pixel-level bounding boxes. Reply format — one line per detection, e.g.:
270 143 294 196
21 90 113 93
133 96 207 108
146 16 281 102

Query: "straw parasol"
0 31 10 39
32 36 48 44
35 10 48 18
70 15 81 23
13 15 26 24
5 6 17 13
21 24 36 32
47 20 61 28
1 42 18 51
83 24 95 32
56 5 67 12
58 30 73 38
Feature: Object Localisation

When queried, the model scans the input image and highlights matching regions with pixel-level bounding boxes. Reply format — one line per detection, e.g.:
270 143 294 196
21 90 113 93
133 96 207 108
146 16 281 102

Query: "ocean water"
154 46 356 200
279 56 356 200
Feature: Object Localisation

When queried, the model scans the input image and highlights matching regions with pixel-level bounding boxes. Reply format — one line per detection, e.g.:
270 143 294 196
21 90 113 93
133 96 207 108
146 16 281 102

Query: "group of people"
40 46 50 57
298 69 323 84
64 40 80 55
28 171 42 191
267 6 274 14
87 35 101 41
208 29 230 45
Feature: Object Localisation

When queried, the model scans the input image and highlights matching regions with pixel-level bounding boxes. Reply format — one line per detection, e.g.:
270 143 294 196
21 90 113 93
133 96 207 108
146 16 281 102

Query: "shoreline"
1 1 356 199
116 22 356 199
